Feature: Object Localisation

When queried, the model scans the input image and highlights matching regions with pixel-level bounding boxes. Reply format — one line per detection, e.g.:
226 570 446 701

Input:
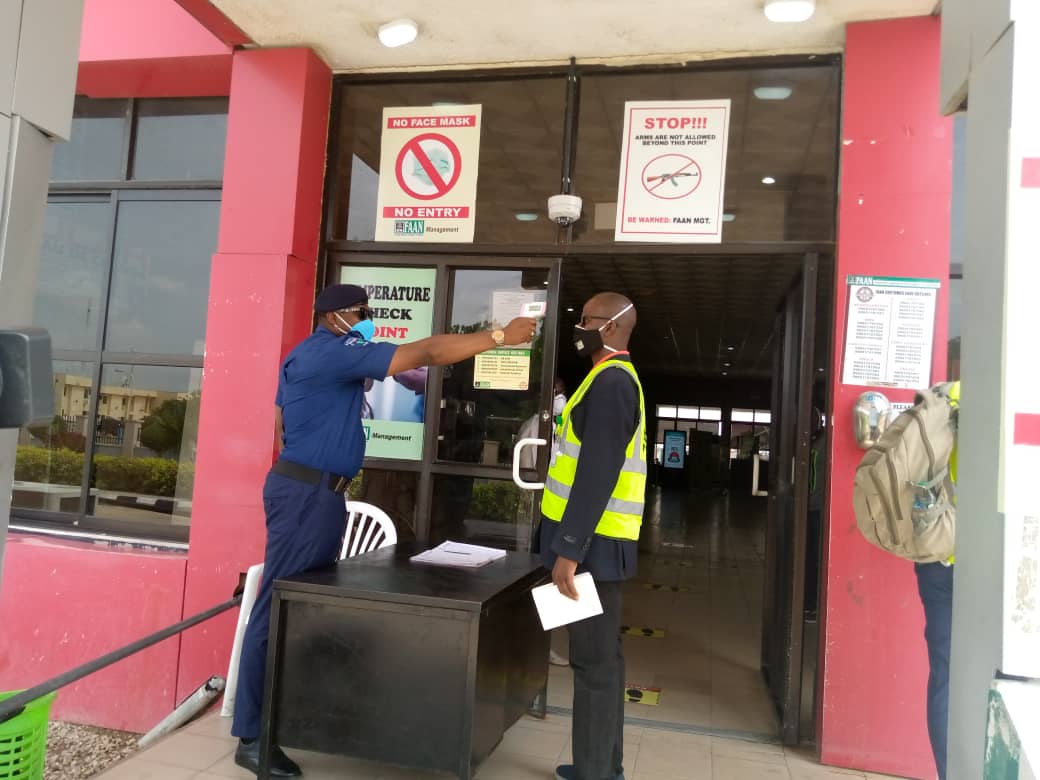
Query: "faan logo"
393 219 425 236
362 424 371 441
856 286 874 303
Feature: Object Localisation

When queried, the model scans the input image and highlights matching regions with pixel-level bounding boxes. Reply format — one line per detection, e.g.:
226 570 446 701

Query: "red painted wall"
0 536 186 732
176 48 332 702
77 0 236 97
819 17 952 778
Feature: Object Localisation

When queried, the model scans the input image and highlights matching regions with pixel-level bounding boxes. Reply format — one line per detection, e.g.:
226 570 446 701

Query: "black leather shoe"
234 739 302 777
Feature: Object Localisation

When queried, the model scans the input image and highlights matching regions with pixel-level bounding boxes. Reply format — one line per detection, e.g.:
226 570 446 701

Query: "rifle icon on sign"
646 171 698 187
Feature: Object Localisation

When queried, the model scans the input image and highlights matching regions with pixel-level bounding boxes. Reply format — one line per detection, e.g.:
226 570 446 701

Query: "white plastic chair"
221 562 264 717
340 500 397 559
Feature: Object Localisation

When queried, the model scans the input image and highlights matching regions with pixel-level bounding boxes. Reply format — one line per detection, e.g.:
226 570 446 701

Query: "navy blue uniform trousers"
231 470 349 739
915 561 954 780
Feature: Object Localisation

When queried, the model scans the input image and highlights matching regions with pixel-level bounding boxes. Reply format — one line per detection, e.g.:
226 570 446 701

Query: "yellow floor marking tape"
642 583 689 593
624 685 661 705
620 626 666 638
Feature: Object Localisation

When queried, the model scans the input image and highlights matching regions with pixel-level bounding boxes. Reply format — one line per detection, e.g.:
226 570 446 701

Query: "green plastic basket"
0 691 55 780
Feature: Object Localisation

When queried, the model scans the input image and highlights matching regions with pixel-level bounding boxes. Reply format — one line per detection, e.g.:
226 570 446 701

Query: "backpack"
853 383 958 563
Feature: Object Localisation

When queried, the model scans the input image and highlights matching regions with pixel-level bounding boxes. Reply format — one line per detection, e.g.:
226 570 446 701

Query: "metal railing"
0 593 242 725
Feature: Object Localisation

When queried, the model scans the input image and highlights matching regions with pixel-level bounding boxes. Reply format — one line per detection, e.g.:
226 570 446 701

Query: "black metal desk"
258 544 550 779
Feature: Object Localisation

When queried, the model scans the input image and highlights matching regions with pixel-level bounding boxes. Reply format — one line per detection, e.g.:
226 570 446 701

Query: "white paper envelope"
531 572 604 631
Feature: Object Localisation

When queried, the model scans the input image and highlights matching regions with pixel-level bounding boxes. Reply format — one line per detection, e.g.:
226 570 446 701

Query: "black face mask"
572 324 604 358
572 303 634 358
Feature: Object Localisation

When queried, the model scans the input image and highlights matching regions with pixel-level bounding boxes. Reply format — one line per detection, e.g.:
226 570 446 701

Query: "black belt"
271 459 351 494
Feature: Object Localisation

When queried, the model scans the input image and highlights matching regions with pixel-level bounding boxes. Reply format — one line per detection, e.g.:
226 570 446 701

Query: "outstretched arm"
387 317 536 376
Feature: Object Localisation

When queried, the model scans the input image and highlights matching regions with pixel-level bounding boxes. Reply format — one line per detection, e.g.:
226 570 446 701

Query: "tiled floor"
97 488 908 779
96 710 905 779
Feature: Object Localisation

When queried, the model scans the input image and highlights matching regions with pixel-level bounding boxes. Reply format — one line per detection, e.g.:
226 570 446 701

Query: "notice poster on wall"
663 430 687 470
841 275 940 390
614 100 731 243
374 105 482 243
473 290 543 390
339 265 437 460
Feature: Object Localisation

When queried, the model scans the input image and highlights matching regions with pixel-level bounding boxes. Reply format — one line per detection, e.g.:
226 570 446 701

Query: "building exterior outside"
5 1 1021 777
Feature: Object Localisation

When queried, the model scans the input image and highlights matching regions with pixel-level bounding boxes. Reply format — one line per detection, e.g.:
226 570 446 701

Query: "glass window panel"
699 407 722 421
437 269 547 465
12 360 93 514
34 201 110 350
132 98 229 181
89 364 202 528
431 474 536 550
731 409 755 423
754 410 772 424
574 64 839 243
332 78 565 244
676 406 699 420
50 97 128 182
657 405 677 418
105 200 219 355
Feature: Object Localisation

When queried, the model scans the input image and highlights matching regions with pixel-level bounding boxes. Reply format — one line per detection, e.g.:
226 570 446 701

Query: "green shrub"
15 446 193 498
470 481 522 524
14 447 84 484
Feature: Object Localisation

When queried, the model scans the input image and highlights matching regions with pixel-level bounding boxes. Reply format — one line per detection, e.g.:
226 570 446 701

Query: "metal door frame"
761 251 820 744
326 251 563 546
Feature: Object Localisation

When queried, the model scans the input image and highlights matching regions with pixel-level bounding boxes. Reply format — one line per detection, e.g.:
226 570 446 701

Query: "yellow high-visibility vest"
540 358 647 541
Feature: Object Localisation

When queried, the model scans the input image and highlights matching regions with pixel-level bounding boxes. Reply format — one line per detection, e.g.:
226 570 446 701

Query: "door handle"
512 437 547 490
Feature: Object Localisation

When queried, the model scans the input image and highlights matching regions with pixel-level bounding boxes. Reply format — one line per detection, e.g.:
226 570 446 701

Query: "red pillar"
177 47 331 700
819 17 952 777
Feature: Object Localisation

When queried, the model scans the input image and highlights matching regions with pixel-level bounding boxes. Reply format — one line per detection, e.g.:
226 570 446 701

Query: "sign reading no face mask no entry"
375 105 482 243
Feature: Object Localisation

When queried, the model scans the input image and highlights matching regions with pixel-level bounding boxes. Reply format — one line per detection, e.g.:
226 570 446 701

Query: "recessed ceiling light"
722 372 729 376
566 307 575 313
764 0 815 23
514 212 539 222
762 176 776 185
722 213 736 222
753 85 793 100
727 346 735 351
378 18 418 48
723 362 731 367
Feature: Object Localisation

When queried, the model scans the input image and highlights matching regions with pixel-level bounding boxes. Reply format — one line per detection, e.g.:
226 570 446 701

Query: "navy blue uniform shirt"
275 326 397 477
537 356 640 582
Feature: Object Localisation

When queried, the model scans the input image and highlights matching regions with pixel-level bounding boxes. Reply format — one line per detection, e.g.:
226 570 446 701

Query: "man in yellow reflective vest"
538 292 646 780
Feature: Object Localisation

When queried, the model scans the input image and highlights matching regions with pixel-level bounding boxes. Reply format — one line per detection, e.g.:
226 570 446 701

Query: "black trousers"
568 580 624 780
915 562 954 780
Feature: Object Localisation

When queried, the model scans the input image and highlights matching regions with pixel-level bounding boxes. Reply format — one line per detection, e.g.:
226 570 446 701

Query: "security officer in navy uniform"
232 283 536 776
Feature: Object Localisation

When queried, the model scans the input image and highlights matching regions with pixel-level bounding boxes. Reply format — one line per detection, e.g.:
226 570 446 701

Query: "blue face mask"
333 312 376 342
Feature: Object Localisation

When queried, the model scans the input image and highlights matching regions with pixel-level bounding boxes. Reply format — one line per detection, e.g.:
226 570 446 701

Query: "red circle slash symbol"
641 154 702 200
395 133 462 201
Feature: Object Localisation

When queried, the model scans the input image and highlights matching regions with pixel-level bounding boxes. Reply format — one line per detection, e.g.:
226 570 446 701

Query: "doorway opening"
543 251 833 744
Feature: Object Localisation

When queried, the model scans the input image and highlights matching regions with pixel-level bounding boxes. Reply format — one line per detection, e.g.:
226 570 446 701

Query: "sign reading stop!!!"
375 105 483 243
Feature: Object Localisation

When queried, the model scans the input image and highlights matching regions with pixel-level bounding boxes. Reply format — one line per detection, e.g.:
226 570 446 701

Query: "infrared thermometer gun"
520 301 547 319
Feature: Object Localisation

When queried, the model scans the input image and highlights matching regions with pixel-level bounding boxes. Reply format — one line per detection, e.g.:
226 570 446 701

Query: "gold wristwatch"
491 329 505 346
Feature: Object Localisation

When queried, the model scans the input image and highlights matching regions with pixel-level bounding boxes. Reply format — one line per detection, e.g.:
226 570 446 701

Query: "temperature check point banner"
375 105 483 243
615 100 731 244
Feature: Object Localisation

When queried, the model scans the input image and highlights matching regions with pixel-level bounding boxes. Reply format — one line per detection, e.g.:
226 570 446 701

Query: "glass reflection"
105 200 219 355
50 97 128 182
12 361 94 513
437 269 546 465
88 365 202 526
431 475 538 551
35 202 110 350
132 98 229 181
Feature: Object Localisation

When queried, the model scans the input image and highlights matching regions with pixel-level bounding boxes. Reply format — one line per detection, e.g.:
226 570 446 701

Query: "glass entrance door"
330 254 563 551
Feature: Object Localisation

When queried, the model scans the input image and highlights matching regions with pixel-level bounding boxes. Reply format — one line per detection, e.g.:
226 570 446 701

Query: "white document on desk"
531 573 603 630
409 541 507 568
